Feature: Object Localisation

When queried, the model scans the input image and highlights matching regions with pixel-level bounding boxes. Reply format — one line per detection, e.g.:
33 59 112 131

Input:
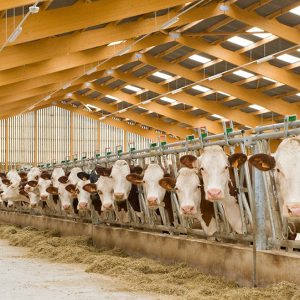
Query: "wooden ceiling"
0 0 300 139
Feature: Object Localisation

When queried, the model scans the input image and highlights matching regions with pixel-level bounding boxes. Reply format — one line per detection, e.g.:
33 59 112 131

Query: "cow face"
83 176 114 212
126 164 166 208
159 168 201 216
197 146 246 201
249 137 300 218
101 160 131 201
38 177 52 201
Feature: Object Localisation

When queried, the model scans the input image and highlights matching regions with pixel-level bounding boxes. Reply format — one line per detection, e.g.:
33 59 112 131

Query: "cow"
126 163 174 225
249 136 300 218
23 167 41 208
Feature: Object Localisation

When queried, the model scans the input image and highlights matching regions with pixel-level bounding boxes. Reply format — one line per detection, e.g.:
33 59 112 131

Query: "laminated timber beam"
72 94 194 139
0 0 45 11
57 103 177 143
139 54 300 118
113 69 264 128
89 83 222 134
178 36 300 91
0 0 201 46
226 4 300 45
0 2 220 71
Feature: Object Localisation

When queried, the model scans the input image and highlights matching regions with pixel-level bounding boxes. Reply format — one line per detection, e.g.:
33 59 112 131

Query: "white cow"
24 167 41 208
196 146 247 234
249 136 300 218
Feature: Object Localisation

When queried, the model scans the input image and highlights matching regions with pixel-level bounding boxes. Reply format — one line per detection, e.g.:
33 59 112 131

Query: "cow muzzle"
207 188 222 201
181 205 196 215
62 204 71 210
147 197 158 207
101 203 113 211
40 195 48 201
30 203 37 208
78 202 88 211
286 204 300 217
114 193 125 201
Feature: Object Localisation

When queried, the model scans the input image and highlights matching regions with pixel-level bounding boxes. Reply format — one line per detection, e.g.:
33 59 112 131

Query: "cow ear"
159 177 176 191
46 186 58 195
41 172 51 180
83 183 97 193
77 172 90 181
249 154 275 171
58 176 69 184
126 173 143 185
65 184 76 194
130 166 143 175
19 189 29 198
0 173 6 179
95 166 112 177
27 180 38 188
18 172 27 180
2 179 11 186
228 153 247 169
180 155 198 169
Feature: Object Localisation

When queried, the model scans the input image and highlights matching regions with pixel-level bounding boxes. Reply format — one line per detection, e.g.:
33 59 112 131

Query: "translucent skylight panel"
233 70 254 78
249 104 265 111
188 54 211 63
105 95 119 100
276 54 300 64
227 36 254 47
160 96 177 103
211 114 224 119
262 76 277 83
152 71 172 80
192 85 211 93
290 6 300 16
218 91 230 96
124 85 142 92
108 40 125 46
296 93 300 97
246 27 272 39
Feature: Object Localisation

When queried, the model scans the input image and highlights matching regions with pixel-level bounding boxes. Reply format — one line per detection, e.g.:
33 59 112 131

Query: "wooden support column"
33 110 37 166
97 121 101 153
123 129 127 152
5 119 8 172
70 111 74 159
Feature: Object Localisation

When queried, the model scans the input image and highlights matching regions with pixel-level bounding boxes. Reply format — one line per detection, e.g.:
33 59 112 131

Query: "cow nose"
207 188 222 200
114 193 124 200
147 197 158 206
78 202 88 210
25 187 30 192
287 204 300 217
181 205 195 215
31 203 37 208
40 195 48 201
62 204 71 210
102 203 113 211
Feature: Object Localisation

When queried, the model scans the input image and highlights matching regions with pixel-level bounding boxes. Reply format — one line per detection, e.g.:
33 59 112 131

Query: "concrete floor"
0 240 173 300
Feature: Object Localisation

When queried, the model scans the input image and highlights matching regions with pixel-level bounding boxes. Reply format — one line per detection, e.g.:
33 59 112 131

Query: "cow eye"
98 190 103 195
200 167 204 171
225 166 228 170
142 180 145 183
276 168 280 173
197 185 201 189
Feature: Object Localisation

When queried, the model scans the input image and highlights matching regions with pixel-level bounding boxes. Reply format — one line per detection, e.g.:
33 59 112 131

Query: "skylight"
262 76 277 83
124 85 142 92
86 104 100 111
160 96 177 103
189 54 211 63
290 6 300 16
296 93 300 97
276 54 300 64
211 114 224 119
108 40 125 46
152 71 172 80
227 36 254 47
105 94 119 100
192 85 211 93
233 70 254 78
249 104 265 111
218 91 230 96
246 27 272 39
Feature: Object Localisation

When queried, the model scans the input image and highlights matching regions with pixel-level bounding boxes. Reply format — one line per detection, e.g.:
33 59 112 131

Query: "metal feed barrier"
2 117 300 255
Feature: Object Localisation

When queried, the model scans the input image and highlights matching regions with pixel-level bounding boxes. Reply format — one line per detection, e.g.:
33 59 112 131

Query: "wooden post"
97 121 101 153
5 119 8 172
123 129 127 152
33 110 37 166
70 111 74 159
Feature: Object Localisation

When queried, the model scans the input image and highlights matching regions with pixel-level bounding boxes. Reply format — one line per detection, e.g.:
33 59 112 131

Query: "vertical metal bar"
5 119 8 172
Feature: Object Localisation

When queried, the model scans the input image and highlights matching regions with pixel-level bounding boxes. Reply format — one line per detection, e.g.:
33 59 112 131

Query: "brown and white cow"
249 136 300 218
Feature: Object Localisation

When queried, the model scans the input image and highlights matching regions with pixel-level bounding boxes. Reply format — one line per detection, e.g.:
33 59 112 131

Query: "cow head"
197 146 246 201
159 167 201 216
126 164 166 208
249 137 300 218
38 172 52 201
